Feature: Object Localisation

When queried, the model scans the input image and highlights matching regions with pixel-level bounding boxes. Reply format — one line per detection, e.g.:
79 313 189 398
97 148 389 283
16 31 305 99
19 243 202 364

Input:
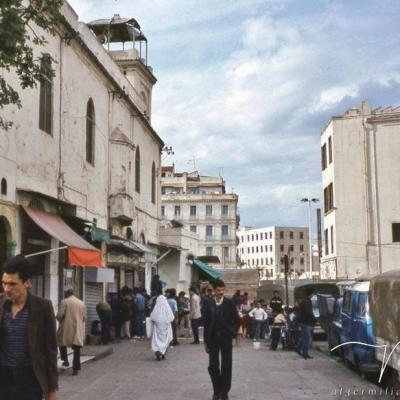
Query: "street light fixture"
301 198 319 279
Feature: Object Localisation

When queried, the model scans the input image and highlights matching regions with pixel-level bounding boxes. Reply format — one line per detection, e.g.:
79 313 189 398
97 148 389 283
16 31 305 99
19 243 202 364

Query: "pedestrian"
109 292 122 341
296 288 317 359
151 274 163 296
56 288 86 376
121 293 133 339
178 292 191 337
270 306 286 350
189 286 202 344
132 287 147 339
96 299 112 344
150 295 174 360
239 298 251 337
235 307 243 346
203 279 240 400
166 288 179 346
248 301 268 342
270 291 283 313
0 255 58 400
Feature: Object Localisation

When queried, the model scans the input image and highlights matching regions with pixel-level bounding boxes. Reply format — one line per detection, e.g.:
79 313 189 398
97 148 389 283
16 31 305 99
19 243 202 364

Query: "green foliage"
0 0 63 130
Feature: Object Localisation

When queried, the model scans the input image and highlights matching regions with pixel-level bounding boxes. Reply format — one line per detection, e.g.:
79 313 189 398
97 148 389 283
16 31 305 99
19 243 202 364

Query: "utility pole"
284 254 289 307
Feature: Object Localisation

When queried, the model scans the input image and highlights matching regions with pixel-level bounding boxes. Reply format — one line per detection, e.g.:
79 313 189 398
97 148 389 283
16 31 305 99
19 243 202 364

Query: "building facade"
0 2 163 320
320 101 400 280
160 167 239 268
237 226 310 280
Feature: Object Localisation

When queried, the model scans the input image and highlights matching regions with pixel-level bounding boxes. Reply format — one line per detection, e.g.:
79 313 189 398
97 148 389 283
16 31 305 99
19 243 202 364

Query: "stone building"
160 166 239 268
237 226 311 280
0 1 163 321
320 101 400 280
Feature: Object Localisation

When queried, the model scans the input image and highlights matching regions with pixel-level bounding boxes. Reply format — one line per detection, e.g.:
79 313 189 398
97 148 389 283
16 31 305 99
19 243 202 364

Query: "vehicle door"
340 289 354 362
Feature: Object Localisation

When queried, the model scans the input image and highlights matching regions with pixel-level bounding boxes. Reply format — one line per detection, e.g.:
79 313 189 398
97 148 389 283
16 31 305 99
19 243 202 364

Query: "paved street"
59 338 388 400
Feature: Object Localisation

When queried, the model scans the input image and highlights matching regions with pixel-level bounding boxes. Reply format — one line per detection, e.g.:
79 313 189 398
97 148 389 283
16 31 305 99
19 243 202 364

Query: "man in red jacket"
0 255 58 400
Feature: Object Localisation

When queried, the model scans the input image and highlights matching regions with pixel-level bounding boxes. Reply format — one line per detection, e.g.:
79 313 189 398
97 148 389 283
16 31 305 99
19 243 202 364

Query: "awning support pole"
151 249 172 266
25 246 68 258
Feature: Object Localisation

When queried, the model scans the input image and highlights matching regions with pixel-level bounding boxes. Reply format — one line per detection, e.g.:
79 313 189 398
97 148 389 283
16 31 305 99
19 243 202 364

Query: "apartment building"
237 226 310 280
160 166 239 268
320 101 400 279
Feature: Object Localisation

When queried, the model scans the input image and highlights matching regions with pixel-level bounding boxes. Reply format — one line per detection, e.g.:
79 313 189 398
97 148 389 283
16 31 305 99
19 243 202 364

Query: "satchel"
146 317 153 338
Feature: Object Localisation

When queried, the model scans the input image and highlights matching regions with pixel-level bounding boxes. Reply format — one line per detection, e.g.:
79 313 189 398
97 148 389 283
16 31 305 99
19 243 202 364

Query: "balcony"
109 193 134 226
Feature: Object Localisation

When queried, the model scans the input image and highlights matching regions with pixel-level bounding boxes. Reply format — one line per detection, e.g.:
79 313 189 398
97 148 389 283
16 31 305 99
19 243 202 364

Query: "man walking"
248 301 268 341
132 287 147 339
189 286 202 344
0 255 58 400
56 288 86 376
203 279 240 400
296 287 316 359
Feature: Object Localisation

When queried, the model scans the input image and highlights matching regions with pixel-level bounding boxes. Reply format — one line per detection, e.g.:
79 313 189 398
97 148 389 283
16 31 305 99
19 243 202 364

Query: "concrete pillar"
46 238 60 308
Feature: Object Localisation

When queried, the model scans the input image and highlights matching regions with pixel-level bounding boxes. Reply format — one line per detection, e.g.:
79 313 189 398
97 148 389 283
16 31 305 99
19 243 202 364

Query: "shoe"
303 354 313 359
155 351 162 361
221 393 229 400
62 361 70 367
212 393 220 400
72 370 78 376
161 354 165 360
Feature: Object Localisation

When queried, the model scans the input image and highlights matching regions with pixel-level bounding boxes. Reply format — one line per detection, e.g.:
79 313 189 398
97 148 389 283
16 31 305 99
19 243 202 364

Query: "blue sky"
69 0 400 231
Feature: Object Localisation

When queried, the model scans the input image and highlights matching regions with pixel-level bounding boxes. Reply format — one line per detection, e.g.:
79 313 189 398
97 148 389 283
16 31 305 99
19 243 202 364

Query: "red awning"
23 206 103 267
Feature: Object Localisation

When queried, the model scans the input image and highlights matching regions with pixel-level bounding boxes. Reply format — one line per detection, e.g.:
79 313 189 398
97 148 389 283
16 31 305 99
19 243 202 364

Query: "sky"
68 0 400 232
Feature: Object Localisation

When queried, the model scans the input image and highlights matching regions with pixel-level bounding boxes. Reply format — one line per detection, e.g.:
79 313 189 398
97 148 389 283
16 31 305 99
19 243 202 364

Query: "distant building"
320 101 400 279
236 226 311 280
160 166 239 268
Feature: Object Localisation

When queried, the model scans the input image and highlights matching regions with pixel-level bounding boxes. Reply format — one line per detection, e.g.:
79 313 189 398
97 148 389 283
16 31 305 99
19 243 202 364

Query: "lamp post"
301 198 319 279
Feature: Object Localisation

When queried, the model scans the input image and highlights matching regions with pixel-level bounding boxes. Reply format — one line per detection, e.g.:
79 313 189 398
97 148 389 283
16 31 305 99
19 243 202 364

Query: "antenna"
187 156 197 170
218 167 224 177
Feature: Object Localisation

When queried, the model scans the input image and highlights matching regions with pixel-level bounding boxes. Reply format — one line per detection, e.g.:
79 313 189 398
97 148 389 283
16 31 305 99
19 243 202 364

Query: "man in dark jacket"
269 291 283 313
296 287 317 359
203 279 240 400
0 255 58 400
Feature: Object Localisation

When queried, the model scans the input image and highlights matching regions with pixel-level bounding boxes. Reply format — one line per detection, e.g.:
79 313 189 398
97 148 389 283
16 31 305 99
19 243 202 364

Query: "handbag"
146 317 153 338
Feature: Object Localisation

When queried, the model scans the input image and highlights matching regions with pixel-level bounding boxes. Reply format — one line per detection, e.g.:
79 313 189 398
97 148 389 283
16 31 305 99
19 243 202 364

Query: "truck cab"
340 281 380 372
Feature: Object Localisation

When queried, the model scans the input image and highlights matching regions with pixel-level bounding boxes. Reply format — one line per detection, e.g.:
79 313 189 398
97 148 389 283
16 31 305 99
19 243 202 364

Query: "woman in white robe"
150 295 174 360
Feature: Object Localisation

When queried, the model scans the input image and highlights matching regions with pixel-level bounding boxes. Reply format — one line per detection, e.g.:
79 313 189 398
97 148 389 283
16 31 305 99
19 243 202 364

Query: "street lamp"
301 198 319 279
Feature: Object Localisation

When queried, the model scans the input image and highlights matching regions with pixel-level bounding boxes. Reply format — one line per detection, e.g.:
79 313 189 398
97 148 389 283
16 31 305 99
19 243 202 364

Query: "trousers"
59 345 81 371
208 334 233 396
0 366 43 400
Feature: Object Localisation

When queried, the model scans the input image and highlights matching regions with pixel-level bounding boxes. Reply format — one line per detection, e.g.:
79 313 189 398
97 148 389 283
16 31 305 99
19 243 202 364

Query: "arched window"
39 55 53 135
126 227 133 240
151 162 156 204
86 98 95 165
135 147 140 193
1 178 7 196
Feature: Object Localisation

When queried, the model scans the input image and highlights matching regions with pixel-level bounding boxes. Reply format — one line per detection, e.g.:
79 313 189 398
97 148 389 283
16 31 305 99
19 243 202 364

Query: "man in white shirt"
248 301 268 342
189 286 202 344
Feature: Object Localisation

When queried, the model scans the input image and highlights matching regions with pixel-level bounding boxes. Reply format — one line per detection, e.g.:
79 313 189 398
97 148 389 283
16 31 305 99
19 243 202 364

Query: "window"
256 246 259 253
252 234 254 241
190 225 197 233
174 205 181 217
206 247 213 256
331 226 334 253
39 55 53 135
280 257 284 265
256 259 259 266
357 293 368 316
190 205 197 217
290 257 294 265
392 223 400 242
161 206 165 217
269 232 272 239
260 233 263 240
321 143 327 170
223 247 229 260
221 205 229 216
1 178 7 196
289 231 293 239
256 234 258 241
126 228 133 240
85 98 95 164
151 162 156 204
252 247 254 253
241 248 244 254
324 183 334 213
247 235 250 241
206 225 213 239
270 245 273 252
289 245 294 252
252 259 255 266
343 291 352 314
260 258 263 266
247 248 250 254
270 258 273 265
241 236 244 242
265 245 268 252
324 228 329 255
280 245 284 251
300 232 304 239
135 147 141 193
161 187 166 195
300 244 304 252
328 136 333 164
222 225 228 239
206 205 213 217
279 231 284 239
300 257 304 265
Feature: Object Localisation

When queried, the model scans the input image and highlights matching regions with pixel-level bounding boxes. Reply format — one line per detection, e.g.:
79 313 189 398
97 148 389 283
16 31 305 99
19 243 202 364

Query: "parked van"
370 270 400 388
340 281 380 373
